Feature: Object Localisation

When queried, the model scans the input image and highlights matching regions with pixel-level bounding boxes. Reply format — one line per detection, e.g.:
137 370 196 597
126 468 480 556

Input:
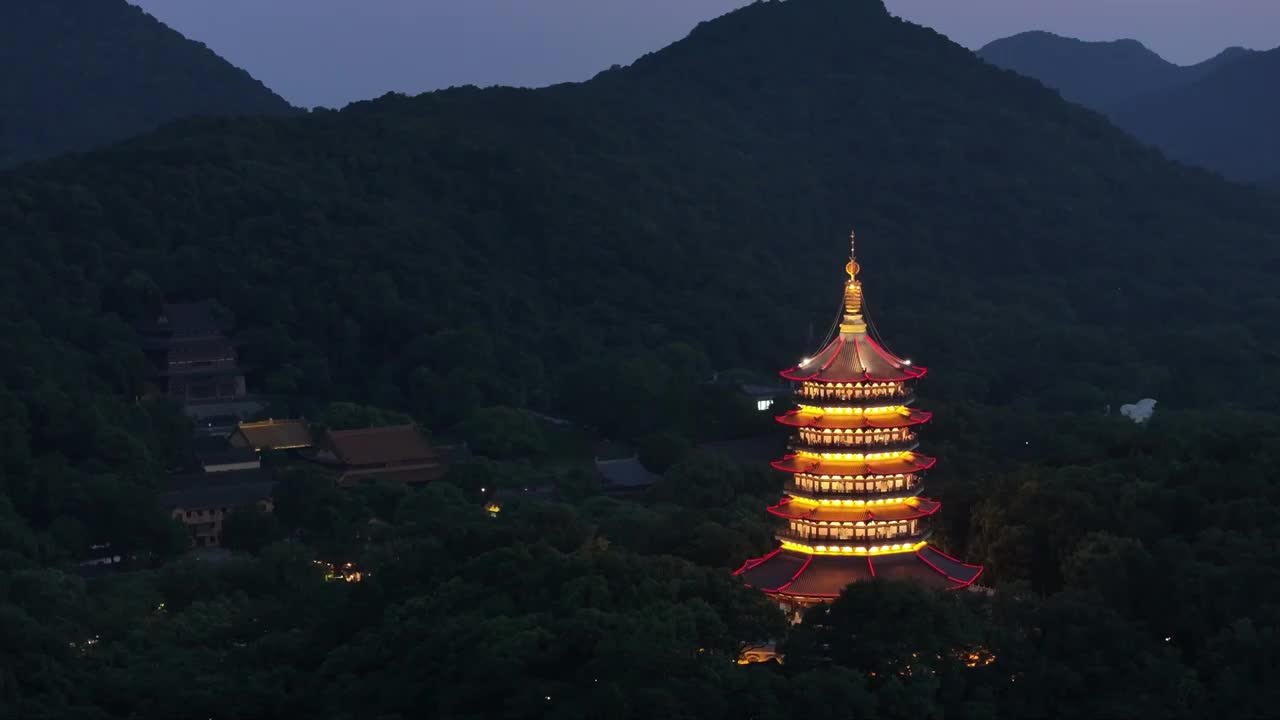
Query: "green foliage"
457 406 547 459
220 508 283 554
313 401 413 431
637 430 693 474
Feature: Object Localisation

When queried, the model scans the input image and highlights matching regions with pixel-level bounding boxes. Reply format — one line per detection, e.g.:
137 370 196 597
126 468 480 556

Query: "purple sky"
132 0 1279 108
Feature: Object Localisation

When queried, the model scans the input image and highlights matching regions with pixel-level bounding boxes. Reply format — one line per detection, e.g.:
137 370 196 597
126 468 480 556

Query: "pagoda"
734 232 982 611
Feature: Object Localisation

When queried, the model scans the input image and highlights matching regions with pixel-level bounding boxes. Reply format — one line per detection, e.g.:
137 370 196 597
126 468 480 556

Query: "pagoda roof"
780 334 926 384
771 452 936 476
767 497 940 523
776 407 932 430
734 545 983 597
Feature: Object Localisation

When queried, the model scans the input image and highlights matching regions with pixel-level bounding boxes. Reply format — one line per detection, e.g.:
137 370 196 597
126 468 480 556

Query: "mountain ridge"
978 30 1260 110
0 0 295 169
980 30 1278 181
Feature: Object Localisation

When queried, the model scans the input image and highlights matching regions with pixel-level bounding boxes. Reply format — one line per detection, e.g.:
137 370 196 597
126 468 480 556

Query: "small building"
317 424 446 487
229 418 314 452
595 456 660 496
162 468 275 548
742 383 788 412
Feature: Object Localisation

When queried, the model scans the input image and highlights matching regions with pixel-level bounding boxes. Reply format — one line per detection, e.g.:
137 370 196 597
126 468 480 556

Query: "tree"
221 508 283 554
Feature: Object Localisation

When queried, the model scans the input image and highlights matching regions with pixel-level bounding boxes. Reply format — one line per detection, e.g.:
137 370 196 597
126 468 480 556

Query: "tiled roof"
327 424 436 466
232 419 313 451
161 468 274 511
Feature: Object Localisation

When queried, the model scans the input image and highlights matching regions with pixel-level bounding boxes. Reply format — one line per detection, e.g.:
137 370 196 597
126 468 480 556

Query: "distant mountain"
0 0 294 169
980 31 1276 183
1110 48 1280 183
978 31 1255 110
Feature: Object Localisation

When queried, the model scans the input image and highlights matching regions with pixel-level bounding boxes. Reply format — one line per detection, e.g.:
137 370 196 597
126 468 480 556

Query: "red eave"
774 408 933 429
770 453 938 476
765 496 942 522
915 546 985 589
732 548 781 576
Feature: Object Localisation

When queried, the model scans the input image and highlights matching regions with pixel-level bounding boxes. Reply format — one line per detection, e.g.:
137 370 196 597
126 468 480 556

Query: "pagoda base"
734 545 982 603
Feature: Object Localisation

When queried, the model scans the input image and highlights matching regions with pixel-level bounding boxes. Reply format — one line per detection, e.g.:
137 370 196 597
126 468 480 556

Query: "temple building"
162 468 275 548
140 301 262 425
735 233 982 611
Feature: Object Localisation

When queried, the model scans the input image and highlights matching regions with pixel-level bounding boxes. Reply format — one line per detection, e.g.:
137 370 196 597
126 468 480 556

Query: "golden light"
795 450 910 461
780 539 928 556
796 404 906 415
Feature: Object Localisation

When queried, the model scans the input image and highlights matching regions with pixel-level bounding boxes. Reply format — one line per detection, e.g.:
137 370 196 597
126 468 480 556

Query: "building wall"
171 498 274 548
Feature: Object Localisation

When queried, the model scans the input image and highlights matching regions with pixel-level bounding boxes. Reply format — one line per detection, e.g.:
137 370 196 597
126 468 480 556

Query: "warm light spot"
780 539 927 556
797 404 906 415
795 450 910 461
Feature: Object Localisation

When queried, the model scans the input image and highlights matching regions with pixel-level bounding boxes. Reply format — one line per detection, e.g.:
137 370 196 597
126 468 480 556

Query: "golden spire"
840 230 867 335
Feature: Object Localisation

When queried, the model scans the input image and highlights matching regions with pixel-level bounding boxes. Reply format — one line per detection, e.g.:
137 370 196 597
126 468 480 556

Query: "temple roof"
771 452 936 476
776 407 932 430
161 468 275 511
231 419 313 451
781 334 926 384
734 545 983 597
767 497 940 522
327 425 436 466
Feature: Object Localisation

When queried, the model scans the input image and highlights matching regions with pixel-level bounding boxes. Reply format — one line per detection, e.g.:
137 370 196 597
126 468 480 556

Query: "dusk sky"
132 0 1280 108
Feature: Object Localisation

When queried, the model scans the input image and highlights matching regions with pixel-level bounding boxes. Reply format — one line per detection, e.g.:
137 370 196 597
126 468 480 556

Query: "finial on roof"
840 230 866 335
846 230 860 281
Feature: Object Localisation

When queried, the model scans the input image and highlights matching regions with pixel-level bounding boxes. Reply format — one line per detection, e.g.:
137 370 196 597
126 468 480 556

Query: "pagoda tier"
783 475 923 501
776 407 932 429
767 496 940 522
770 451 936 477
735 232 982 610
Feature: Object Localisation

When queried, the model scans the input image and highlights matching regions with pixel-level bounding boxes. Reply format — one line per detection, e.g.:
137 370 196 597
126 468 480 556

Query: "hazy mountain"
978 31 1255 110
1111 47 1280 183
0 0 294 169
980 31 1277 182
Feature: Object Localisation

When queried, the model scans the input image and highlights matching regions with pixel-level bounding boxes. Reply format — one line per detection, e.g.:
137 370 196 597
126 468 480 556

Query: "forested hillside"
4 0 1280 716
980 31 1280 183
0 0 293 169
1110 47 1280 183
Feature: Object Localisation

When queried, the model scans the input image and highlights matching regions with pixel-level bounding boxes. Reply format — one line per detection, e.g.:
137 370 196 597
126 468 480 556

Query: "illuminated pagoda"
735 232 982 611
